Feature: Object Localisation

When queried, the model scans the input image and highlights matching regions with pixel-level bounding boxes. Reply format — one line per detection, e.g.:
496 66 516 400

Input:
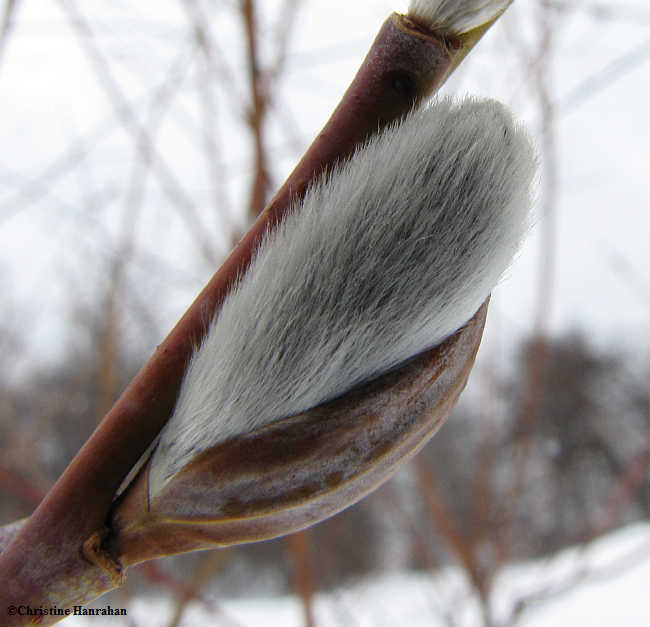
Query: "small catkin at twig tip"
408 0 512 34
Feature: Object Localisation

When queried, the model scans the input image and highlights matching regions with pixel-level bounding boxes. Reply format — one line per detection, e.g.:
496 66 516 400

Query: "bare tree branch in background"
287 530 316 627
58 0 219 266
240 0 303 218
501 0 560 560
241 0 272 218
0 0 17 67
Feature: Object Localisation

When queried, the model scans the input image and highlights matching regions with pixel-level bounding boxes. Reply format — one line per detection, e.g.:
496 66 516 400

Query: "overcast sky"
1 0 649 376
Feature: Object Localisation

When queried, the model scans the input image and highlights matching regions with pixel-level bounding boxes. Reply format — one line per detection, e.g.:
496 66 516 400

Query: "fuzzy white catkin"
149 97 536 495
408 0 511 34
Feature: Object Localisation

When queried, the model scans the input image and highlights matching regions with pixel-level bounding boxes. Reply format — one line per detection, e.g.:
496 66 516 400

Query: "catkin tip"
407 0 511 35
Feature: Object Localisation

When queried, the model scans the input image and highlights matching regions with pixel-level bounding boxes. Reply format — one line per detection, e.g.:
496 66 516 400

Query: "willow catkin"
149 97 536 495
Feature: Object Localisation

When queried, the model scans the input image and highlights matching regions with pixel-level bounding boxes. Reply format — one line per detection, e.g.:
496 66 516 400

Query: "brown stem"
0 11 498 619
415 458 492 606
267 14 456 215
502 0 557 560
287 531 316 627
242 0 273 217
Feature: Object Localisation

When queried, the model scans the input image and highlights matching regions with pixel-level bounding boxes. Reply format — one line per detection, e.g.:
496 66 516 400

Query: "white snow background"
64 522 650 626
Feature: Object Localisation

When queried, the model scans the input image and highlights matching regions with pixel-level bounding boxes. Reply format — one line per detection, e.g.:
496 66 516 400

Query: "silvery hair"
408 0 512 34
149 97 536 495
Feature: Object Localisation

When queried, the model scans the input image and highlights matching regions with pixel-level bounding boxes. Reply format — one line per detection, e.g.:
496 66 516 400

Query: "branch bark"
0 10 505 621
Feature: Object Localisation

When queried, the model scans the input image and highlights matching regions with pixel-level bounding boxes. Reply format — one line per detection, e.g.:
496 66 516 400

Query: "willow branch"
0 7 508 618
